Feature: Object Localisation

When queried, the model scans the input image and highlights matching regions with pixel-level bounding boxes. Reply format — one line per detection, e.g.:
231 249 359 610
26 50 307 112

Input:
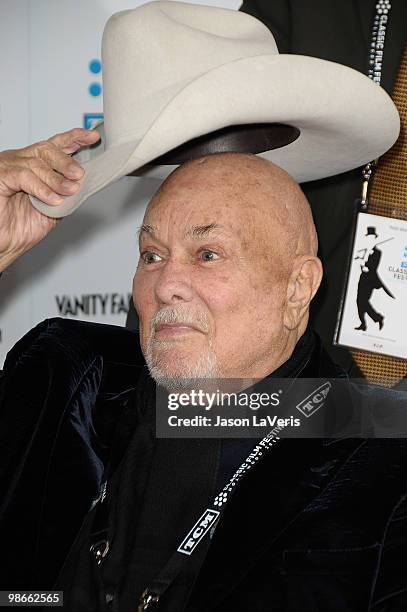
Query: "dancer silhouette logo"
336 211 407 359
353 226 394 332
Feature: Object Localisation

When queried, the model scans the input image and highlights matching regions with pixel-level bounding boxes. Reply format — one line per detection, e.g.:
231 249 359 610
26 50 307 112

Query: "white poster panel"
337 211 407 359
0 0 240 365
0 1 30 149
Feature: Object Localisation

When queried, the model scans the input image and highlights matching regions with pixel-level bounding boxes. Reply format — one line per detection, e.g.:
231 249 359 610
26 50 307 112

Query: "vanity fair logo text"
55 293 132 316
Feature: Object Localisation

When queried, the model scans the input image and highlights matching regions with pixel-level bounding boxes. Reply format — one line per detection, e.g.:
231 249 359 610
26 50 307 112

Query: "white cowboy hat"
29 0 399 218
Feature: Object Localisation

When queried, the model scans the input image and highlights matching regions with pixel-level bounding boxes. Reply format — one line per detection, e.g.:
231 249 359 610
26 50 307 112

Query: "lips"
154 322 203 338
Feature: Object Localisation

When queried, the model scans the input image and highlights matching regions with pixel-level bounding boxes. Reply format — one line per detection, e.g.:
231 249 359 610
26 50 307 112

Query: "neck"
229 321 310 381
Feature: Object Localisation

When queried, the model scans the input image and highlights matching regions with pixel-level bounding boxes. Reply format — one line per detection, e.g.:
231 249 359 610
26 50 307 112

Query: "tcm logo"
177 509 220 556
296 381 332 418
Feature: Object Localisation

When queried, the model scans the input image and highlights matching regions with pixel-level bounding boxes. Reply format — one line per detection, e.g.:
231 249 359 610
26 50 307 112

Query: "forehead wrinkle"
143 153 317 259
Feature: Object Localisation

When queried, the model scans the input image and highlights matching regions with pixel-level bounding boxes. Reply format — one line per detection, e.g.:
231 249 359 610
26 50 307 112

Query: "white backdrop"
0 0 240 365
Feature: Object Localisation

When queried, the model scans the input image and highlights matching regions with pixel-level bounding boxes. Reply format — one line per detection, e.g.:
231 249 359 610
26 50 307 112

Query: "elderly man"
136 152 321 384
1 128 407 612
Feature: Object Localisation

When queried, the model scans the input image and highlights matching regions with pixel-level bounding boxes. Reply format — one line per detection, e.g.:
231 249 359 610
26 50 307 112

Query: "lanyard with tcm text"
134 368 338 610
90 368 315 611
89 408 285 611
137 428 282 611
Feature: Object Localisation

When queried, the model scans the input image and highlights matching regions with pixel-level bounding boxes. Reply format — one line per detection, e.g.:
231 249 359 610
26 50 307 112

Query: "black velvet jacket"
1 318 407 611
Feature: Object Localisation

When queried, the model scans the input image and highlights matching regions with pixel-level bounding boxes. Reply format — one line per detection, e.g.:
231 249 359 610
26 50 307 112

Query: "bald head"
134 152 322 384
151 153 318 273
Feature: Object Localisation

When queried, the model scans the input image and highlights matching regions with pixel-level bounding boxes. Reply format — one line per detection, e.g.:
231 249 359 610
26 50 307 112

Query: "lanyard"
89 370 309 610
138 428 282 611
360 0 392 207
136 369 321 611
88 416 283 611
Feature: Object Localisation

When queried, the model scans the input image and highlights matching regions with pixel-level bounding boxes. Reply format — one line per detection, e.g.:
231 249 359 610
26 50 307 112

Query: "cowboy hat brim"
30 54 400 218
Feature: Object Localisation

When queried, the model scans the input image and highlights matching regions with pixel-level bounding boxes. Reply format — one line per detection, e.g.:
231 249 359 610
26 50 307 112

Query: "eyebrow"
185 223 225 239
138 223 226 239
138 224 157 238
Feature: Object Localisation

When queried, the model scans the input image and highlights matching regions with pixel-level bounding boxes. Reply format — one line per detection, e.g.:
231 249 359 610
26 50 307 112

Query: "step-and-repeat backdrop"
0 0 240 365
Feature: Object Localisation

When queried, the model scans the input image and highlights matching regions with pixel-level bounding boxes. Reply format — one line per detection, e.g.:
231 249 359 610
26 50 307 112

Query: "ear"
283 256 323 331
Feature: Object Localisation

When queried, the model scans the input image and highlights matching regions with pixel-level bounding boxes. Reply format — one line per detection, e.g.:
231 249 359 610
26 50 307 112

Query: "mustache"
151 306 210 334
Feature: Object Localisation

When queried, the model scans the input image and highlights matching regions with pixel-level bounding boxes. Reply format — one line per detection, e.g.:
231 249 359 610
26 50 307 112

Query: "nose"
154 259 194 306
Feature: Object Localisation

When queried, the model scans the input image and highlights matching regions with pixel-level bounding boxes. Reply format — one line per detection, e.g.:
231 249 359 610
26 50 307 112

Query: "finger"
32 145 84 180
5 167 64 205
26 158 82 196
47 127 101 154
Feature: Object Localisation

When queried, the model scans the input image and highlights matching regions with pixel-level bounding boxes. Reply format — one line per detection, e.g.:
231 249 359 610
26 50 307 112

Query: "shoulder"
4 316 144 370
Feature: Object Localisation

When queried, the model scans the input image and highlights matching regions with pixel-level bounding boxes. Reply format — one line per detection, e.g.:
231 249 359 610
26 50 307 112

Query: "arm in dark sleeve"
0 317 145 589
371 495 407 611
239 0 292 52
0 319 106 588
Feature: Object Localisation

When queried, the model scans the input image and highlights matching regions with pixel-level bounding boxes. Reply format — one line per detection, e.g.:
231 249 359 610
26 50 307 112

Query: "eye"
141 251 162 264
200 250 220 262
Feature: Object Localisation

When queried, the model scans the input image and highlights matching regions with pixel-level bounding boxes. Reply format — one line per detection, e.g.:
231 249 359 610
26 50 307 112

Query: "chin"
146 348 220 390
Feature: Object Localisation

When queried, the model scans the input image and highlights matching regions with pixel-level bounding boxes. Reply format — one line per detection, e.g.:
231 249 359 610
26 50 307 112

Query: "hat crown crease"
102 1 278 147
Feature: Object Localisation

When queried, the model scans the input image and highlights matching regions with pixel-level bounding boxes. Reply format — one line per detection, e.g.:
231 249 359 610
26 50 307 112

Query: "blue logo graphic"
83 113 104 129
85 58 103 124
89 59 102 74
89 82 102 97
401 262 407 269
88 58 102 97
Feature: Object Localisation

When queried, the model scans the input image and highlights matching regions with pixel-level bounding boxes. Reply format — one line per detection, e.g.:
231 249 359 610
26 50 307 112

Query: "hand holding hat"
0 128 99 272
